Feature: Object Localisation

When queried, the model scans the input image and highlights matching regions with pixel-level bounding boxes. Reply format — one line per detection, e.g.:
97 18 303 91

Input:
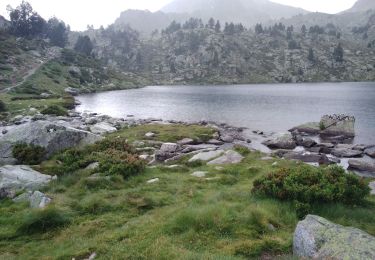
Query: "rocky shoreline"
1 110 375 177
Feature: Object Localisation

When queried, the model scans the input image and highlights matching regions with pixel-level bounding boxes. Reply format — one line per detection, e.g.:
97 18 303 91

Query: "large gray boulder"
365 146 375 158
0 165 53 191
348 159 375 175
262 133 297 150
207 150 244 165
289 122 321 135
320 114 355 138
90 122 117 135
0 121 102 165
294 215 375 259
283 151 330 165
332 147 363 158
189 150 224 162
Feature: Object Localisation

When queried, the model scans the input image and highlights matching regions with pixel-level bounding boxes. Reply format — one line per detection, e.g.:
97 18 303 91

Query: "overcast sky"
0 0 358 31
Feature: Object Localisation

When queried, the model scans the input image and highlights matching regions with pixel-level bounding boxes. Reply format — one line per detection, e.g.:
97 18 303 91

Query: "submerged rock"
207 150 244 165
293 215 375 259
262 133 297 150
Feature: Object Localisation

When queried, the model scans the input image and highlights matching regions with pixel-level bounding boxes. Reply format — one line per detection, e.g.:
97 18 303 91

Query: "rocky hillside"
346 0 375 13
91 15 375 85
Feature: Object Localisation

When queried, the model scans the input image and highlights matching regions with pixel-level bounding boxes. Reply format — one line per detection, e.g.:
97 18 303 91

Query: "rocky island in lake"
0 0 375 259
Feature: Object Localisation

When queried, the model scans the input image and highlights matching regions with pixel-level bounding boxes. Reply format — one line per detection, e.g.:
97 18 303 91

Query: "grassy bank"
0 124 374 259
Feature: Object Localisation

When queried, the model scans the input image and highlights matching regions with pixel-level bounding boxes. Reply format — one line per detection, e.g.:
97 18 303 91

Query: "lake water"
76 82 375 145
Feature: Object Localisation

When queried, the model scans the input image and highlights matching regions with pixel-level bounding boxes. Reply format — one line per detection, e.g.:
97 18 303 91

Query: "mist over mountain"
346 0 375 13
161 0 308 25
115 0 308 34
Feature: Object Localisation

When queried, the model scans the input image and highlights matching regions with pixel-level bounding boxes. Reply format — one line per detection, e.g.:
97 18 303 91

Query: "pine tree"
215 20 221 33
333 43 344 62
308 48 315 62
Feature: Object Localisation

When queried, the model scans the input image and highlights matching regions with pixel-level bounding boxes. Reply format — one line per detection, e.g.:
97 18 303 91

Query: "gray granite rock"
207 150 244 165
293 215 375 259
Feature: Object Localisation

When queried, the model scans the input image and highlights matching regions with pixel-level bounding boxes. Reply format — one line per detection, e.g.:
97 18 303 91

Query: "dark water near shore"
76 82 375 145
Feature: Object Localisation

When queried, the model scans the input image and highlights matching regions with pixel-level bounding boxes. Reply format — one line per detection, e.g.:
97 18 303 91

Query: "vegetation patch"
17 207 71 235
40 104 68 116
12 143 46 165
252 165 370 217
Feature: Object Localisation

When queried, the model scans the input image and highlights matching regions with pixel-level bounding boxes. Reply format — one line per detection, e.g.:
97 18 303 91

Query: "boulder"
332 147 363 158
160 143 178 153
0 165 53 191
262 134 297 150
0 121 102 164
177 138 194 145
293 215 375 259
145 132 156 138
146 178 159 184
191 171 207 178
13 191 51 208
207 139 224 145
365 146 375 158
317 143 335 154
301 138 317 148
207 150 244 165
320 114 355 138
181 144 218 153
348 159 375 175
283 151 330 165
189 150 224 162
64 87 80 96
90 122 117 135
289 122 321 135
370 181 375 195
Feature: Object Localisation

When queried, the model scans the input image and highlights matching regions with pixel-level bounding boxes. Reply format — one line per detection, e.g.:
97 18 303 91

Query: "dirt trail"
0 47 61 93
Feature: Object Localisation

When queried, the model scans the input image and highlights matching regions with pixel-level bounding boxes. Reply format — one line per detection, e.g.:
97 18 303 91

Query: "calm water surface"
76 82 375 144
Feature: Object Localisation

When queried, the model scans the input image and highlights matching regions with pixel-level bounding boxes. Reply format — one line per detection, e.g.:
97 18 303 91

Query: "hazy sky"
0 0 358 31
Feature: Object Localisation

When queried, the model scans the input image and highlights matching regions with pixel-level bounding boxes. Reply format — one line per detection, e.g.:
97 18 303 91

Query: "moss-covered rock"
294 215 375 259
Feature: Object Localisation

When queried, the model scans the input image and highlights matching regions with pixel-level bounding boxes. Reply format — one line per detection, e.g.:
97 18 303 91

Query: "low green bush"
0 100 6 112
45 137 145 179
234 144 251 156
12 143 46 165
252 165 370 206
41 105 68 116
17 207 71 235
70 196 113 215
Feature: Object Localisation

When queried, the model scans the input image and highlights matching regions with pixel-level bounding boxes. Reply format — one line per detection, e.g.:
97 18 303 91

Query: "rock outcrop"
294 215 375 259
348 159 375 175
262 133 297 150
13 191 52 208
207 150 244 165
320 114 355 139
0 165 53 191
0 121 102 165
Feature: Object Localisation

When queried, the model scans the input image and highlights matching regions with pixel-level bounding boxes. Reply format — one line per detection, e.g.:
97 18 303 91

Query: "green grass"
110 123 216 143
0 124 374 259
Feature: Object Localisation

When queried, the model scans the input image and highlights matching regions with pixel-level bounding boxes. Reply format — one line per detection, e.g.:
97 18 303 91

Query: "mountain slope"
161 0 308 25
346 0 375 13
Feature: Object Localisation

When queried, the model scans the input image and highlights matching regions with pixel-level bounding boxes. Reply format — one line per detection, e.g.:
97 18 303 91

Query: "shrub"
41 105 68 116
17 207 71 235
98 149 145 179
234 144 251 156
252 165 370 206
0 100 6 112
12 143 46 165
71 196 113 215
